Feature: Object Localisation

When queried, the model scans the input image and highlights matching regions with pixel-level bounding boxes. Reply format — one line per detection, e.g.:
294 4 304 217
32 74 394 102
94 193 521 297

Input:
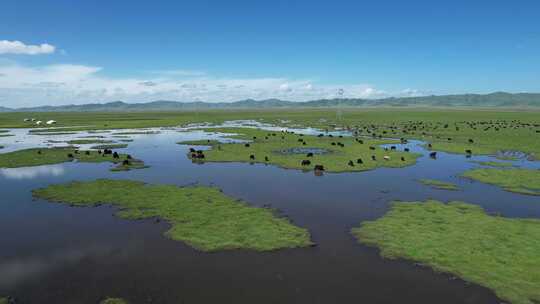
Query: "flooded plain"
1 122 539 303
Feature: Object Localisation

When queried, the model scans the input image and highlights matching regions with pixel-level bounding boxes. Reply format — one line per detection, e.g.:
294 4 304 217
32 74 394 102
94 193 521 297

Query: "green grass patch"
0 134 14 137
418 179 459 190
66 139 113 145
32 179 313 252
90 143 129 150
31 132 78 136
471 161 514 167
0 147 146 171
187 127 420 173
352 200 540 304
100 298 128 304
0 297 7 304
463 168 540 195
177 139 222 146
112 131 160 135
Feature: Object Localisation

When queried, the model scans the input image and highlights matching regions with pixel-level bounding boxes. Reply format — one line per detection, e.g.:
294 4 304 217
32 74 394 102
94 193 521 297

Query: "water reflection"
0 164 65 179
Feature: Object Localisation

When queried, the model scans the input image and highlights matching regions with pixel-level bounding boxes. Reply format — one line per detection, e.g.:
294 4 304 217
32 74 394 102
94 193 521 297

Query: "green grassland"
463 168 540 195
471 161 514 167
0 297 7 304
66 139 114 145
181 127 420 172
418 179 459 190
32 179 313 252
100 298 128 304
0 147 146 171
352 200 540 304
90 143 129 150
1 109 539 159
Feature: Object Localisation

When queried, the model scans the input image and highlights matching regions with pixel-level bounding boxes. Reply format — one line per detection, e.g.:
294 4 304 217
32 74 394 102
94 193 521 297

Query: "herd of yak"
186 118 540 172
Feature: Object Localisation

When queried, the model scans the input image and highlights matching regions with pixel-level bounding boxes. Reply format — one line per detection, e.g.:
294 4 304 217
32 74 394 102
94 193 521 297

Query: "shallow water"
1 122 539 303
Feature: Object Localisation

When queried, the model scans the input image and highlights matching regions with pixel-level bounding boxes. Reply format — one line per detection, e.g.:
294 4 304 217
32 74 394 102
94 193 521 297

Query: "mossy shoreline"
32 179 313 252
463 168 540 196
0 147 146 171
352 200 540 304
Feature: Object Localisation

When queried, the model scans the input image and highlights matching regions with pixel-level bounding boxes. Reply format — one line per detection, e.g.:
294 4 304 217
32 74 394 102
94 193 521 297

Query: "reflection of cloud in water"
0 164 65 179
0 245 116 288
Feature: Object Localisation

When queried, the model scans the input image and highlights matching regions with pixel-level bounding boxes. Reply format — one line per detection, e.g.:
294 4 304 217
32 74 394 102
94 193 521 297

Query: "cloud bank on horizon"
0 43 425 108
0 40 56 55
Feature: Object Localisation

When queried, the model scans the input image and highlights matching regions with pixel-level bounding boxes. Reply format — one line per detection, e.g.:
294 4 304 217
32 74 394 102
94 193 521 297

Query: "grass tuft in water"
418 179 459 190
463 168 540 195
352 200 540 304
32 179 313 252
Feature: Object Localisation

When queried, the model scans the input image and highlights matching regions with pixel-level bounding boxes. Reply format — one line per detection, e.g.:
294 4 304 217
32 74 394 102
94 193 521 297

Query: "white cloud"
0 40 56 55
0 62 425 107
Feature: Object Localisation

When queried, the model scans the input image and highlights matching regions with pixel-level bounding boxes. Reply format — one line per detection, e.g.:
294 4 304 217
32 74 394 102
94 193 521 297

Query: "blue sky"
1 0 539 107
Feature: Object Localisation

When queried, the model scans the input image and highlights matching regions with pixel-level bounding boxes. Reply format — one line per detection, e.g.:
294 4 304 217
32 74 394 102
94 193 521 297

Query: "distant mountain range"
2 92 540 112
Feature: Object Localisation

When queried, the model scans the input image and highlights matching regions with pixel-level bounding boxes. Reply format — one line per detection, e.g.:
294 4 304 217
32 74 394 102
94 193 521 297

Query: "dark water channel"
1 126 539 303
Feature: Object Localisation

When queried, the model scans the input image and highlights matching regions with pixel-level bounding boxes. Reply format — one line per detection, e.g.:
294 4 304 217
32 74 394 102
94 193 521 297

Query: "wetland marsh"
1 109 539 304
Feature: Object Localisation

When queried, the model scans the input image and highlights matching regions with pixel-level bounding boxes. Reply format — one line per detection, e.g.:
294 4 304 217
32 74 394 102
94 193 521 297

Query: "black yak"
250 154 255 160
357 158 363 164
429 152 437 158
113 152 120 159
371 155 376 161
314 164 324 171
307 152 314 157
301 160 311 166
404 148 410 152
348 160 354 166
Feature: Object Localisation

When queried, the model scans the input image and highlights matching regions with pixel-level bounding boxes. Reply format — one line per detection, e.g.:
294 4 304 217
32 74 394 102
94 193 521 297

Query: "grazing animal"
429 152 437 158
244 143 250 147
401 156 405 161
249 154 255 160
465 149 472 154
383 156 390 161
331 142 336 146
371 155 376 161
189 148 196 153
122 159 130 166
369 146 376 150
113 152 120 159
404 148 410 152
390 146 396 150
428 143 433 148
98 150 102 154
85 151 90 155
314 164 324 171
264 156 269 161
301 160 311 166
127 154 132 159
468 139 474 143
74 150 79 154
306 152 314 157
67 153 74 158
303 142 307 145
357 158 363 164
37 150 42 154
358 139 364 144
348 160 354 166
